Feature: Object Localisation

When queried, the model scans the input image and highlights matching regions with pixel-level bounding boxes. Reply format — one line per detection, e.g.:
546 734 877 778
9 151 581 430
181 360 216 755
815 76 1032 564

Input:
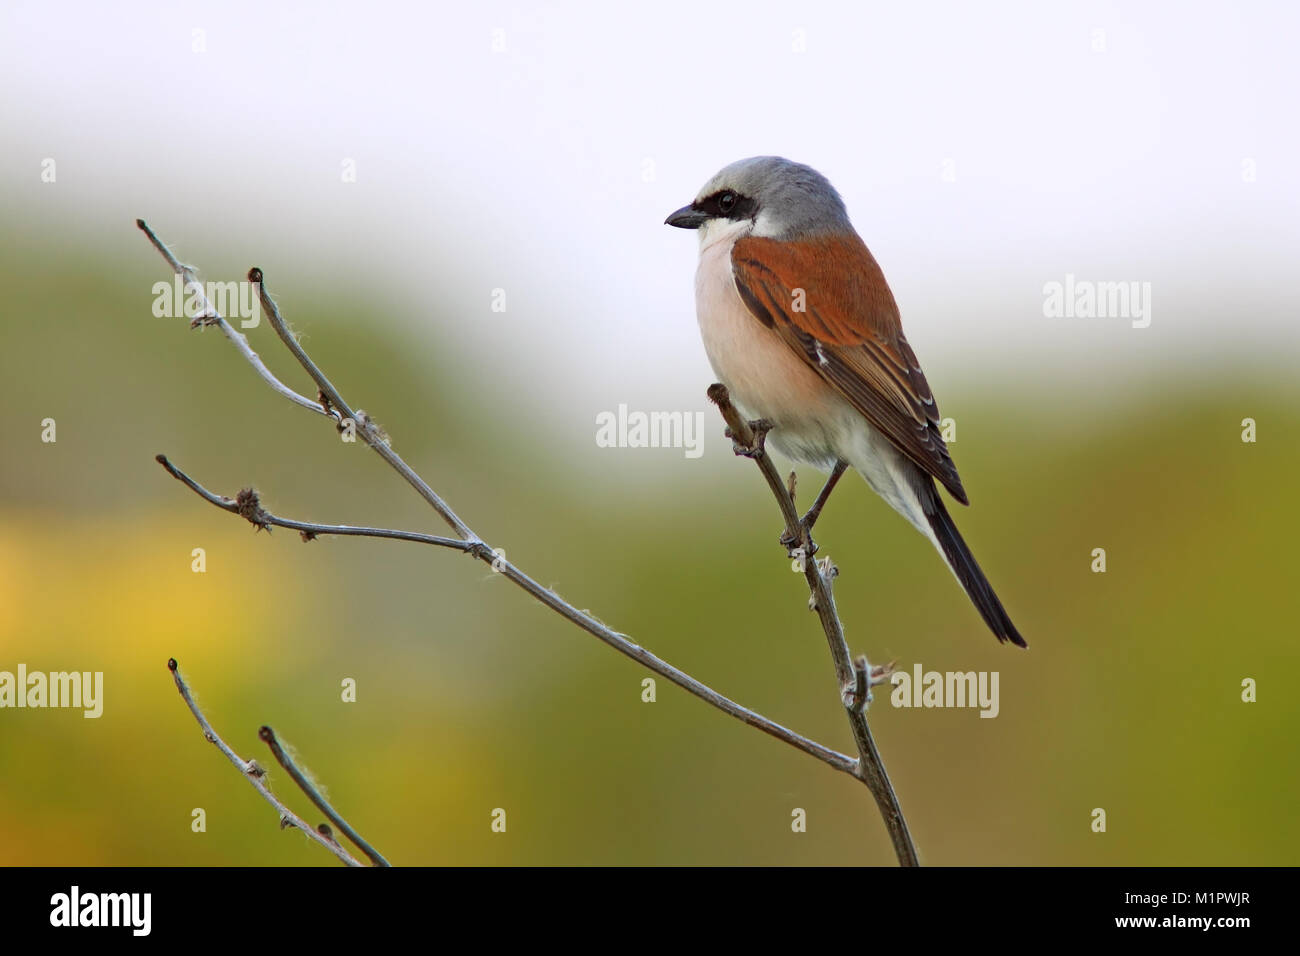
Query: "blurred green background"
0 231 1295 866
3 0 1298 866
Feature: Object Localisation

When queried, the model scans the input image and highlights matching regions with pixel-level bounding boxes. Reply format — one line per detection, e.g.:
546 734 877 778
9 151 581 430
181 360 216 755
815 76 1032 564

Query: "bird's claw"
727 418 774 458
779 522 818 556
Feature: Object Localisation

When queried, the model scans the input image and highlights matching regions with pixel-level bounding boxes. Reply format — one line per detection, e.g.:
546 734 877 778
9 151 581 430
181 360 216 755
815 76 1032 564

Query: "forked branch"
139 220 916 865
167 658 372 866
709 385 916 865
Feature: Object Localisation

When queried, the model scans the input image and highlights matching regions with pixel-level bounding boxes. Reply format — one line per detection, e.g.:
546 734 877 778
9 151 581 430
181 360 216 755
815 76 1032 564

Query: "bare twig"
153 453 856 774
258 725 390 867
138 222 914 864
136 221 330 418
166 659 365 867
155 453 467 549
250 264 475 541
708 384 919 867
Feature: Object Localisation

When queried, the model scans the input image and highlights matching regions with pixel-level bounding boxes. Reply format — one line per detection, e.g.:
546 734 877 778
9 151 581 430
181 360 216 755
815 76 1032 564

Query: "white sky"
3 0 1298 450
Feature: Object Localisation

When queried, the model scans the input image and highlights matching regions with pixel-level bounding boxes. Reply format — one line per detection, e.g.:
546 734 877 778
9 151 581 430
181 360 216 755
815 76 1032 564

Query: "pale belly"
694 237 859 471
688 228 939 544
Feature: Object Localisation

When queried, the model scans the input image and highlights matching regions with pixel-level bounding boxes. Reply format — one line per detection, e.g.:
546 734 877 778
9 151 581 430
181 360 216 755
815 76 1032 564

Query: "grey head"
664 156 851 240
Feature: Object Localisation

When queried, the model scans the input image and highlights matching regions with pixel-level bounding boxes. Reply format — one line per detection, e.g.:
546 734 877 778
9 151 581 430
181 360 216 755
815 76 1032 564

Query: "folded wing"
730 234 968 504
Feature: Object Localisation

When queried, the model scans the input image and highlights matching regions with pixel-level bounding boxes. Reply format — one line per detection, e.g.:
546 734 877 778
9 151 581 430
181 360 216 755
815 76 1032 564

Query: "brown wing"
731 233 968 504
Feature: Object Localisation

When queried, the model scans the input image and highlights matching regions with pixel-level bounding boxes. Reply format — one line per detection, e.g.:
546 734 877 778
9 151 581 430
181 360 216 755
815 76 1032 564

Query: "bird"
665 156 1025 647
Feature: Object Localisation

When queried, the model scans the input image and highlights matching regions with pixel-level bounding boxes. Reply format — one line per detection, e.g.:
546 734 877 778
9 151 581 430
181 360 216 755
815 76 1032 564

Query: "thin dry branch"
258 725 390 867
136 221 329 418
154 453 855 775
139 220 915 865
251 264 474 540
167 658 366 867
155 453 467 550
709 385 918 866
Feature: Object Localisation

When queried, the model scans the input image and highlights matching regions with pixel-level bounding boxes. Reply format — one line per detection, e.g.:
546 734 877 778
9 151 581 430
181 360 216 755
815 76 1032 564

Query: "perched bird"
666 156 1025 647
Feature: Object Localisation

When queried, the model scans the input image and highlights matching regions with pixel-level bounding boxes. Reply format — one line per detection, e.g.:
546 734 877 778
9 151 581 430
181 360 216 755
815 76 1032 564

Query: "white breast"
693 223 856 471
689 222 941 548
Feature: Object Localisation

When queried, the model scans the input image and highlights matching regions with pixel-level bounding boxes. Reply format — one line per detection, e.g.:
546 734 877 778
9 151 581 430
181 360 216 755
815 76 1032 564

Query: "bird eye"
718 192 737 213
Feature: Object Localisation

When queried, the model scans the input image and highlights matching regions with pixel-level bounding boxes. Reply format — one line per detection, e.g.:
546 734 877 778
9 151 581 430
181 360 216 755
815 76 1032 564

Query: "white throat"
697 217 753 255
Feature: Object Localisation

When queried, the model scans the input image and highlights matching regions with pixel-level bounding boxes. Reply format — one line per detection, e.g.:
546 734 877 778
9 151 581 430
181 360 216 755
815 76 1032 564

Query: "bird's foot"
779 460 846 555
779 518 819 556
727 418 774 458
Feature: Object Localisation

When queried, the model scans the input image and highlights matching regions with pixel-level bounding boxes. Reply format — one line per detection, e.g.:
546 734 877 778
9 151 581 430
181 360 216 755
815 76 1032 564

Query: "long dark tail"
921 480 1027 648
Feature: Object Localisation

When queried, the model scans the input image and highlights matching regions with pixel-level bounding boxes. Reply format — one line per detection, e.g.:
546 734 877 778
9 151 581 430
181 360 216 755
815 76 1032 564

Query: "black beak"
664 204 710 229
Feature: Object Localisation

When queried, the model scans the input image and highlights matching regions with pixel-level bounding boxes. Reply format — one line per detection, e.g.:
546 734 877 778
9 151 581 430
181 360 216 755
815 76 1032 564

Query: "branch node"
844 654 873 712
817 556 839 588
235 487 273 532
464 538 493 561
